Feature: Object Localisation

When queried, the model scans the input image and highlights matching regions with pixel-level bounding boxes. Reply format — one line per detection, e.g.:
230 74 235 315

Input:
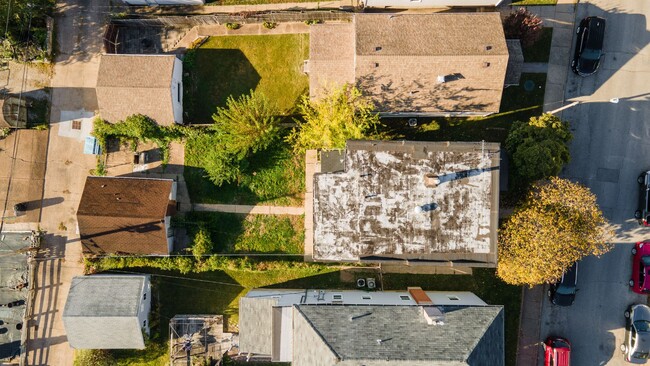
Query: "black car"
571 16 606 76
548 262 578 306
636 171 650 226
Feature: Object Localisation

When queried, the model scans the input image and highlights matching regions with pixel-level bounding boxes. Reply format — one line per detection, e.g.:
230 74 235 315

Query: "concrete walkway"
193 203 304 215
521 62 549 73
509 3 578 366
520 2 579 113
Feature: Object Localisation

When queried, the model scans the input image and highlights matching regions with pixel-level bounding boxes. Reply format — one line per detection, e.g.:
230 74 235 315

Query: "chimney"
421 306 445 326
424 173 440 188
408 287 433 305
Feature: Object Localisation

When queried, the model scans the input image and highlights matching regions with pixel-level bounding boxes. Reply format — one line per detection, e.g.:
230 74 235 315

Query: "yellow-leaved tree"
497 177 612 286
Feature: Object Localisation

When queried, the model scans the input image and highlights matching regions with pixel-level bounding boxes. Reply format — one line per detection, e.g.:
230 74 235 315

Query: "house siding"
171 58 183 124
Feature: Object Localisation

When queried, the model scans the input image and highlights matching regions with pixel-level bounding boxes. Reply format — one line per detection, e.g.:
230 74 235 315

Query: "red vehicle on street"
630 241 650 294
544 337 571 366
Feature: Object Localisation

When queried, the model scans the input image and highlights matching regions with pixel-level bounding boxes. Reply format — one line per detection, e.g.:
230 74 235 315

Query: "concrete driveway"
539 1 650 365
26 0 105 365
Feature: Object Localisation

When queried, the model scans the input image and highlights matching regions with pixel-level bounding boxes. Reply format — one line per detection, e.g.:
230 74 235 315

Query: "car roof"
584 17 606 49
561 262 578 286
633 304 650 321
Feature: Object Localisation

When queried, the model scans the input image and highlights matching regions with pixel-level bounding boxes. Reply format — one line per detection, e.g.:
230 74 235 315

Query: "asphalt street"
539 1 650 365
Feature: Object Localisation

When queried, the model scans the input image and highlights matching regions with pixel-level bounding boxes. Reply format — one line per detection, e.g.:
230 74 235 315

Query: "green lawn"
523 27 554 63
185 136 305 206
380 73 547 143
184 211 305 254
185 34 309 123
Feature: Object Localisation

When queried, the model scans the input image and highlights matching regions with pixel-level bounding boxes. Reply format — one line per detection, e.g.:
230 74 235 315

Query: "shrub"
225 22 241 30
503 8 543 48
263 21 278 29
505 113 572 184
304 19 323 25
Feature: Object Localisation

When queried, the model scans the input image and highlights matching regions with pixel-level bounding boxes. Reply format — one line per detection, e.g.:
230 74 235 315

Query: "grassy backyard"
381 73 547 143
108 267 520 366
185 135 305 206
185 34 309 123
183 211 305 254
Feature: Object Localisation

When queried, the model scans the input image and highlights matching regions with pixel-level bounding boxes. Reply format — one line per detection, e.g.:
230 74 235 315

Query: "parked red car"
544 337 571 366
630 241 650 294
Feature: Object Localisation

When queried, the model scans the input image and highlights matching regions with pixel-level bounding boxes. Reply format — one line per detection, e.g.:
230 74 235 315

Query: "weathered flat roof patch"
313 140 500 266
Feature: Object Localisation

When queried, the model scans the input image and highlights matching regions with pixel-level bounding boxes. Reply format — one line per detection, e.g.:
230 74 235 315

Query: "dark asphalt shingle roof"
294 304 504 364
77 176 174 255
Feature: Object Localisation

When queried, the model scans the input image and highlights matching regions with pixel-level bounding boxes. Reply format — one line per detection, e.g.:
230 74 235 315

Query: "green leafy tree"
497 177 611 286
0 0 55 60
505 113 572 183
211 91 280 159
289 84 382 152
503 8 544 47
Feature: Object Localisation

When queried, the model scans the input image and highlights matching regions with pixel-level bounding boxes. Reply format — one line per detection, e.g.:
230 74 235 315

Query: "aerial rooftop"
309 13 509 116
313 140 500 265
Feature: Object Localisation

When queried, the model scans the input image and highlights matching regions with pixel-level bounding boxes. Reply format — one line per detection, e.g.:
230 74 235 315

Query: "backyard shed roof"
63 275 150 349
313 140 500 265
294 304 504 365
77 176 174 255
96 54 178 125
309 13 509 116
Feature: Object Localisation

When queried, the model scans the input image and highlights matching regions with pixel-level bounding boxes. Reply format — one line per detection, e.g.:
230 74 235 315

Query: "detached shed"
63 275 152 349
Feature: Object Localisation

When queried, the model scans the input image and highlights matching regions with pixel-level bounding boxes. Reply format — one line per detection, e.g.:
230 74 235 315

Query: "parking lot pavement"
537 0 650 365
0 130 48 226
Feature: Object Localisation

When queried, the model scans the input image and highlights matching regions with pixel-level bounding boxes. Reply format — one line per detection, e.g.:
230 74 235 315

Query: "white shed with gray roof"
63 275 151 349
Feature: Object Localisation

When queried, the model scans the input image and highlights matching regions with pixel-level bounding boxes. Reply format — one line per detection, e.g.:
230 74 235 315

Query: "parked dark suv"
572 16 606 76
636 171 650 226
548 262 578 306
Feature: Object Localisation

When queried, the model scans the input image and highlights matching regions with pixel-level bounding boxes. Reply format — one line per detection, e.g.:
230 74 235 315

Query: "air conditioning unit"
357 278 366 288
366 278 376 289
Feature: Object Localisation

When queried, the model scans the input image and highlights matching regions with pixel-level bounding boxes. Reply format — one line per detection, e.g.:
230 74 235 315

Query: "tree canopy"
502 8 544 48
505 113 572 183
188 91 280 186
0 0 55 60
497 177 611 286
211 90 279 160
289 84 382 152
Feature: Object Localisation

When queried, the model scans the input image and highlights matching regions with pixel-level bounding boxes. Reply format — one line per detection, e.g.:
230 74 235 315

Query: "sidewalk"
508 3 578 366
516 286 545 366
193 203 304 215
520 2 578 113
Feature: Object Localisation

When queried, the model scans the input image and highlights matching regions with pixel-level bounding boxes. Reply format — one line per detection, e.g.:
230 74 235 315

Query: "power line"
106 269 243 287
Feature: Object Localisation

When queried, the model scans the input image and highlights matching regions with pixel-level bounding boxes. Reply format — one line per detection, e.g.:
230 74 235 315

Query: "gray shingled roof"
64 275 146 317
309 13 509 116
294 305 504 364
96 54 178 125
238 297 278 355
63 275 149 349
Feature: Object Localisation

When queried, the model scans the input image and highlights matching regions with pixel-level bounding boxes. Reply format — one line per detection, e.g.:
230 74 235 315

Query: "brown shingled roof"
96 54 178 126
77 176 174 256
309 13 509 116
